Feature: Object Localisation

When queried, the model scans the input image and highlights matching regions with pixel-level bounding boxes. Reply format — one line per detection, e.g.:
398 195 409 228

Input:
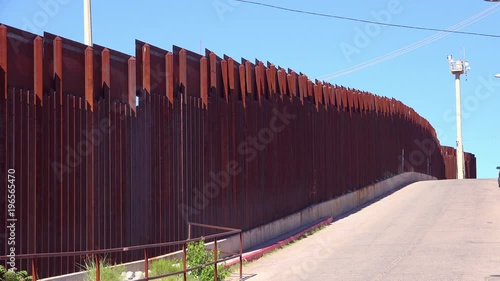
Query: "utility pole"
84 0 92 46
447 55 470 179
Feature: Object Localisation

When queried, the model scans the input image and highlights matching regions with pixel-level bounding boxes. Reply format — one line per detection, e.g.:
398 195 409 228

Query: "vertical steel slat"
22 95 32 273
158 95 165 252
33 36 43 275
39 93 47 276
179 50 187 238
145 93 152 246
61 94 69 273
79 96 87 263
84 46 96 264
152 93 158 253
167 95 172 248
185 96 192 229
69 96 76 271
95 100 102 252
27 92 36 263
19 90 27 271
221 78 229 226
126 55 135 249
173 93 179 245
125 105 133 260
102 101 108 253
53 36 63 276
48 92 57 274
172 97 178 251
121 103 128 252
101 48 112 258
195 98 202 225
77 97 84 262
110 101 118 259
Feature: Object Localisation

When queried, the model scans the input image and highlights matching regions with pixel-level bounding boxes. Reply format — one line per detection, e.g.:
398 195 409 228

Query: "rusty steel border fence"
0 23 476 278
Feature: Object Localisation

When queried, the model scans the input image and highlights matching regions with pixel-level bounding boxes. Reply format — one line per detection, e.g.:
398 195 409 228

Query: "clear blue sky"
1 0 499 178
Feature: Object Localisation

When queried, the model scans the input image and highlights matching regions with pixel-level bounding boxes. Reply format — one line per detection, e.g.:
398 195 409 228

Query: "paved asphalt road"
232 179 500 281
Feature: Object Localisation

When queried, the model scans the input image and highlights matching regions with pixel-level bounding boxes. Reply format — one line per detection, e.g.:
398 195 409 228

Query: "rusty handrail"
1 231 241 260
0 222 243 281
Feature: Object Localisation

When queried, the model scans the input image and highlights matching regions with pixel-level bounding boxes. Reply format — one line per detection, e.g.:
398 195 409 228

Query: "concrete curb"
224 216 333 268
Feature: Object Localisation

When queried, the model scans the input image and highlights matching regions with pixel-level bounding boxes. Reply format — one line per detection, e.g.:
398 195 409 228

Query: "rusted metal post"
33 36 43 104
85 47 94 111
213 238 218 281
245 60 255 105
200 56 208 109
128 57 136 111
227 57 235 94
221 59 228 102
209 52 217 99
94 254 100 281
179 49 187 99
183 243 187 281
31 259 37 281
238 64 246 108
53 36 63 105
101 48 110 99
239 232 243 279
142 44 151 94
144 248 149 279
165 52 174 104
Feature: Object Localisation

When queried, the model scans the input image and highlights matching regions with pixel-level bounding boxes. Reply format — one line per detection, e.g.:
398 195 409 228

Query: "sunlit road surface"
232 179 500 281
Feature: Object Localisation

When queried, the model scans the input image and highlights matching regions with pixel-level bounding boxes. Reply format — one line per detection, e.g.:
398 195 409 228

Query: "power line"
318 4 500 80
234 0 500 38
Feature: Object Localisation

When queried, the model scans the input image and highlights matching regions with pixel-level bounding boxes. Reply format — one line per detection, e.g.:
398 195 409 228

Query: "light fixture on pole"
447 55 470 179
84 0 92 46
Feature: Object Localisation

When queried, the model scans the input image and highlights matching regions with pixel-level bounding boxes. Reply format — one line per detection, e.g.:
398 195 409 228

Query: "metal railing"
0 222 243 281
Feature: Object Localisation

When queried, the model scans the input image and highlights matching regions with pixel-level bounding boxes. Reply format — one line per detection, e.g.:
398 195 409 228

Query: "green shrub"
3 271 17 281
0 266 32 281
149 258 189 281
81 257 124 281
186 240 230 281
